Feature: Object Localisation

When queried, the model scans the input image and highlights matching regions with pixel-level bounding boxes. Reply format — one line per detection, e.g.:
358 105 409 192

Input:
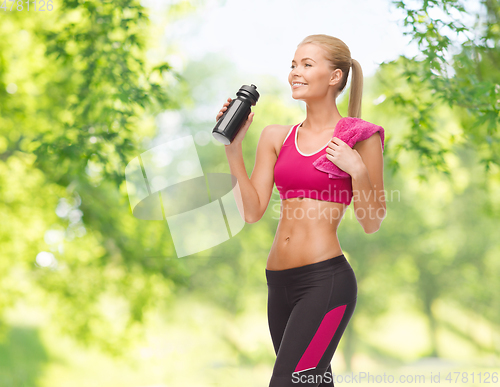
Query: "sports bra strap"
282 123 300 146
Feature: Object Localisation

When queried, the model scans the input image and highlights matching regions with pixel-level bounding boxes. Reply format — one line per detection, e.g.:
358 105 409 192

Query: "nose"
290 69 302 83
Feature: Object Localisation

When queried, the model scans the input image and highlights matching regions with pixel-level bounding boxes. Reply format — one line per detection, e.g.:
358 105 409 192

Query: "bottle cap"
237 84 260 105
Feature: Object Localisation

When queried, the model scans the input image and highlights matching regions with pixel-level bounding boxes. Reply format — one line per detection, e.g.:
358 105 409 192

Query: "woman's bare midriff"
266 197 348 270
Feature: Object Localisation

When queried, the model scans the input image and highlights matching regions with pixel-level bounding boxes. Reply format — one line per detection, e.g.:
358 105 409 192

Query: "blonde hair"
298 34 363 118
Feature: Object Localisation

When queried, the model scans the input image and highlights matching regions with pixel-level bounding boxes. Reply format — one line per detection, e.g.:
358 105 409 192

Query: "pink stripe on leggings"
294 304 347 373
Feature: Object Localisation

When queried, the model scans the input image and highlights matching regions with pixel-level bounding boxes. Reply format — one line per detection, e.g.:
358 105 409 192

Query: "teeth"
293 83 307 85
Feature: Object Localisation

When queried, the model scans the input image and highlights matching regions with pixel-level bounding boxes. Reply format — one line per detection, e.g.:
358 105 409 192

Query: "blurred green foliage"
0 0 192 357
385 0 500 176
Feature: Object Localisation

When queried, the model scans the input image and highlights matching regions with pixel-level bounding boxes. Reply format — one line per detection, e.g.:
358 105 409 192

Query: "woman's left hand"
326 137 365 176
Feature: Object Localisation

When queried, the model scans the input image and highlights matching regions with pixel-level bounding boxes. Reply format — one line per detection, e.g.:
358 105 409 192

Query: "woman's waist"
266 254 353 286
276 218 341 239
268 228 343 271
276 201 344 234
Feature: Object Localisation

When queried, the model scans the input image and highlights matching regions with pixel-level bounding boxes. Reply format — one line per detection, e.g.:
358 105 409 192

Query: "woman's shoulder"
262 124 297 158
338 116 384 135
341 116 382 128
261 123 293 140
340 117 385 150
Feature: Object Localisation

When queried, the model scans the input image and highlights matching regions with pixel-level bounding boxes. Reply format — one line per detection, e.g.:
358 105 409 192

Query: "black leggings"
266 254 357 387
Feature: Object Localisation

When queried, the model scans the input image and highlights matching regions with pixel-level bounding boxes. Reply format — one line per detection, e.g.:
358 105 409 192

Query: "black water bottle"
212 84 260 145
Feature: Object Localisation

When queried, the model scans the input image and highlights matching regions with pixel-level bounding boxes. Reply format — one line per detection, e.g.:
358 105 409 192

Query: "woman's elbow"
364 224 380 234
363 216 385 234
362 213 385 234
245 213 262 224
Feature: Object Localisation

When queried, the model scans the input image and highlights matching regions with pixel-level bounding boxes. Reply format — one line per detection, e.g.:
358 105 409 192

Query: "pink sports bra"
274 122 353 205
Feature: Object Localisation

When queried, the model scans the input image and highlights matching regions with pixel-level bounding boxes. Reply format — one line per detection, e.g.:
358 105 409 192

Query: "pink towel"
312 117 385 178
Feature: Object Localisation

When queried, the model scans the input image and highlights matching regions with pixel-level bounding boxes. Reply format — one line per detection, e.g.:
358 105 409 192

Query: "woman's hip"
265 254 355 288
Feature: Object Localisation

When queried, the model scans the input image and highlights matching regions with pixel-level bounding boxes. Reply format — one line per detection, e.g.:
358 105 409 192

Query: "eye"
290 63 312 69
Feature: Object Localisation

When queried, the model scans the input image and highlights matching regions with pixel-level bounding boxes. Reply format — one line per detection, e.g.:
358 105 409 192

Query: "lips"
292 82 307 88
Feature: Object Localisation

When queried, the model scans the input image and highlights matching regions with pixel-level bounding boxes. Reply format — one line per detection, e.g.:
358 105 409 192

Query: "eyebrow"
291 58 316 63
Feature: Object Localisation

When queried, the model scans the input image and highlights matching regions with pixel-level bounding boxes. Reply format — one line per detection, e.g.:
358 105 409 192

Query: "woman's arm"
225 144 260 223
351 132 386 233
225 125 280 223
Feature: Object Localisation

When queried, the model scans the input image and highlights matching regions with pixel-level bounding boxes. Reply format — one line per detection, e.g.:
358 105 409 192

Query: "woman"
217 34 386 387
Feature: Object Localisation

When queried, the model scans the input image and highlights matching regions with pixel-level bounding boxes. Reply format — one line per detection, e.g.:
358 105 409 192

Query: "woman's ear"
329 68 342 86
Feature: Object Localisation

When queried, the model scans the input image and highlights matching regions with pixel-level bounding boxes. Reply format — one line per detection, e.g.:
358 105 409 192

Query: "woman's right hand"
215 97 232 123
216 97 255 148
